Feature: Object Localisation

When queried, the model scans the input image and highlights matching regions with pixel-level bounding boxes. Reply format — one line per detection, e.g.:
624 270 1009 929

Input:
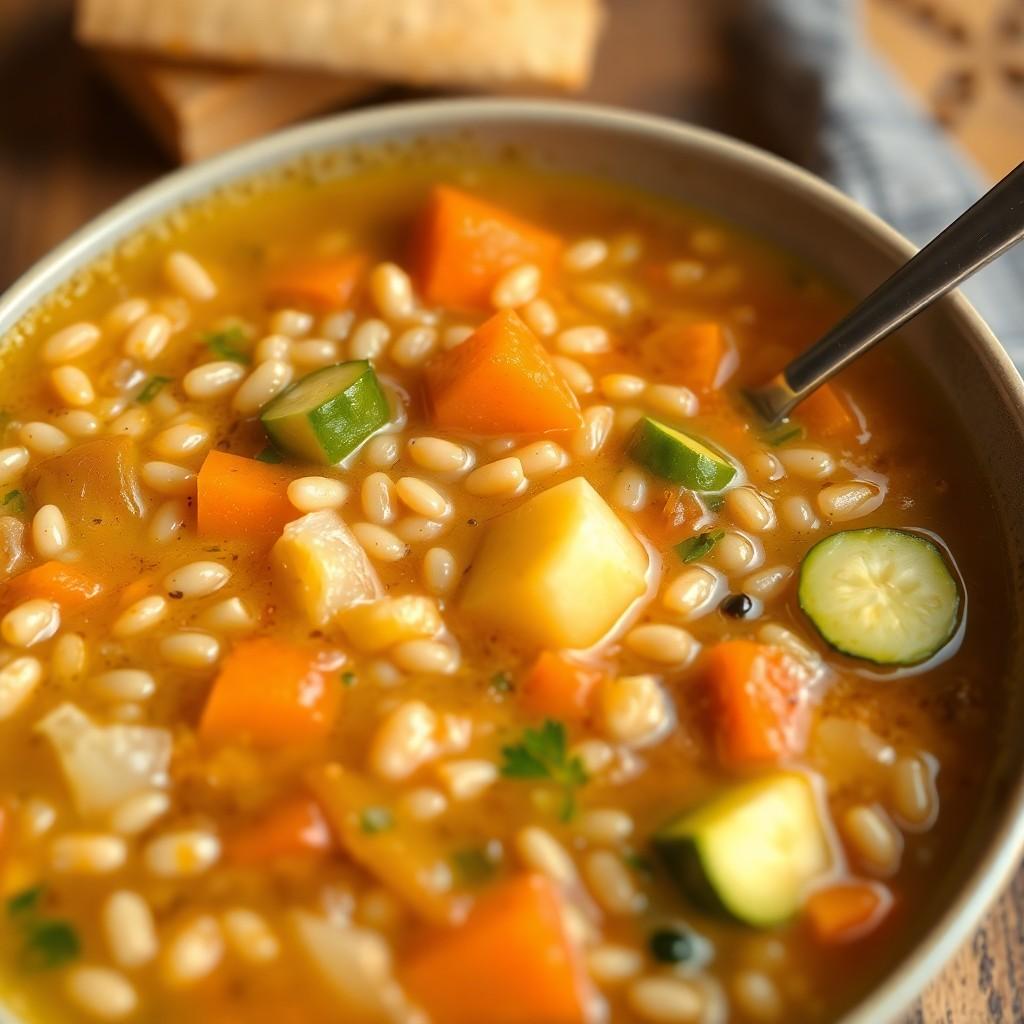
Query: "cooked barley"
2 599 60 647
732 970 782 1022
361 472 397 524
585 849 644 915
370 262 416 321
103 890 158 968
662 566 721 620
0 446 28 485
253 333 291 364
628 977 704 1023
32 504 68 558
268 308 313 337
646 383 698 419
598 674 671 747
391 326 437 367
391 639 459 675
65 965 137 1020
145 830 220 878
0 656 43 719
165 251 217 301
162 915 224 988
465 457 525 497
364 433 400 469
514 440 568 478
197 597 257 634
564 237 608 272
104 298 149 337
891 755 938 829
436 759 497 801
150 423 210 461
522 297 559 337
441 325 474 349
19 421 70 457
577 809 634 845
112 596 168 638
600 373 646 401
141 461 196 497
611 466 649 511
160 632 221 669
401 787 448 822
124 313 173 361
625 624 697 665
556 325 611 356
51 833 127 874
841 804 903 876
232 360 293 416
320 310 355 341
370 700 440 781
352 522 408 562
92 670 156 702
148 499 187 543
515 826 578 886
56 410 101 437
109 790 171 836
407 436 473 476
778 447 836 480
422 547 457 595
107 407 151 438
571 404 614 458
491 263 540 309
51 632 86 682
183 360 246 399
348 318 391 360
574 281 633 319
164 561 230 599
741 565 793 601
551 355 594 395
51 365 95 407
43 322 102 364
779 495 819 533
292 339 340 369
287 476 348 513
817 481 883 521
715 531 759 573
587 944 643 984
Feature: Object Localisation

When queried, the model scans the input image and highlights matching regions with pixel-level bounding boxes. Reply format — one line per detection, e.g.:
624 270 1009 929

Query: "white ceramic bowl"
2 99 1022 1024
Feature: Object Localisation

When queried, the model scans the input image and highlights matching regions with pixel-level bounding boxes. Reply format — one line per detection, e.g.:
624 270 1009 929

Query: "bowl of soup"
0 99 1020 1024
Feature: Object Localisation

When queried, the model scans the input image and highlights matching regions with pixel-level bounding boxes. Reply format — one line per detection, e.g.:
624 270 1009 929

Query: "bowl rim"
2 96 1023 1024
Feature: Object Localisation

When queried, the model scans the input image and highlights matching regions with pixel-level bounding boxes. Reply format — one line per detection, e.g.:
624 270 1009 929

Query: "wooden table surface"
1 1 1022 1020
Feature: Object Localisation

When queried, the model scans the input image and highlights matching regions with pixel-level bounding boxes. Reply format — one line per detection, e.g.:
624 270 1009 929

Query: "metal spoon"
745 160 1024 425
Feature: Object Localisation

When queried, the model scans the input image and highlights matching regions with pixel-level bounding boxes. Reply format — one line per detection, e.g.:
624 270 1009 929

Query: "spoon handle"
750 160 1024 424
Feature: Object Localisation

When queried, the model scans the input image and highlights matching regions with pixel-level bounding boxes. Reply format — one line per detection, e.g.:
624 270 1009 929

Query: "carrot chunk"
520 652 604 722
705 640 809 768
265 253 366 311
3 562 104 612
424 310 581 435
416 185 562 310
196 450 297 543
794 384 856 437
199 638 343 746
805 881 891 944
402 874 592 1024
227 794 334 864
645 320 729 393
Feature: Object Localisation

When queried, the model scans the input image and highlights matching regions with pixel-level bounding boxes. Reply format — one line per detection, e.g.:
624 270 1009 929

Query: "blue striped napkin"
735 0 1024 369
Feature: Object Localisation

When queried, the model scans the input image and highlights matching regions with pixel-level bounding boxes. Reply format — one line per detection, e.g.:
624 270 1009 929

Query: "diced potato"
461 477 650 649
338 596 443 652
272 510 381 627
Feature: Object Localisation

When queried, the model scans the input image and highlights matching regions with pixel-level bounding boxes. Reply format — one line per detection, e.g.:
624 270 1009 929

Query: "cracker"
77 0 605 92
97 52 379 163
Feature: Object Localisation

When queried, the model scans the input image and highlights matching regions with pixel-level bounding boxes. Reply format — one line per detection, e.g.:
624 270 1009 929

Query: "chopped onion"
36 703 172 817
291 910 410 1021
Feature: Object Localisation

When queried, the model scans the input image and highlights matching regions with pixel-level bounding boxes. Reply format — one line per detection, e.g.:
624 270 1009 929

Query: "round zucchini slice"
798 528 959 665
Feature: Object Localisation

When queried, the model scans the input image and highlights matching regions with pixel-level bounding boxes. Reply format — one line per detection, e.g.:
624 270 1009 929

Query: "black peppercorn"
721 593 754 618
649 927 695 964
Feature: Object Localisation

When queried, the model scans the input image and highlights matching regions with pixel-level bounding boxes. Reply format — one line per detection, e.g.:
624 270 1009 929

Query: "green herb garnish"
489 670 514 696
624 850 655 875
359 806 393 834
501 719 588 822
451 847 499 886
765 422 805 447
340 671 357 687
6 886 44 917
136 375 172 404
674 529 724 564
705 493 726 513
6 885 80 971
202 326 250 364
2 490 26 515
254 444 284 464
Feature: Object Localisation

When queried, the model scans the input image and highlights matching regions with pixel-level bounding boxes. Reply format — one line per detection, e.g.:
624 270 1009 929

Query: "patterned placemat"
866 0 1024 180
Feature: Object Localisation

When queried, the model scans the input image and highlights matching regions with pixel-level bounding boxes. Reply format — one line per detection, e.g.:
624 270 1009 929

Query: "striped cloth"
734 0 1024 369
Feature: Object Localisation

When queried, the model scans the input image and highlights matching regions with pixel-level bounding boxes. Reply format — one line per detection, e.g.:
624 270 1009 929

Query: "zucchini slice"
260 361 389 464
798 528 959 665
654 773 831 927
628 416 736 491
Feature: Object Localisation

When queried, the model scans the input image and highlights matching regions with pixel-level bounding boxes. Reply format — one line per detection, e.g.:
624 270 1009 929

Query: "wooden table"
1 1 1021 1019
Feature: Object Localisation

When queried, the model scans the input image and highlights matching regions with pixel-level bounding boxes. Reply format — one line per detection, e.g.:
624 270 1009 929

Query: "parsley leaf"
340 671 357 687
202 326 250 364
501 720 588 821
451 847 499 886
21 919 80 971
359 806 393 834
765 422 805 447
674 529 724 564
705 493 726 513
255 444 284 464
6 886 43 917
489 670 514 696
6 885 80 971
136 375 172 404
2 490 26 515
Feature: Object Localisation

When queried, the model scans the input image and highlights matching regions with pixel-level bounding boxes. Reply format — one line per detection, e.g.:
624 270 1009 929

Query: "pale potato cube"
461 477 650 649
338 596 442 652
272 510 381 627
